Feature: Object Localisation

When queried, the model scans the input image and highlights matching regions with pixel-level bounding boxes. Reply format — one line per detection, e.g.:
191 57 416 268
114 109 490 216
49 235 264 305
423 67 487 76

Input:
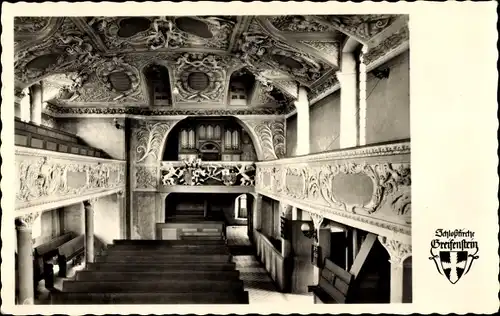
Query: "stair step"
180 236 223 240
86 262 236 272
51 291 249 304
104 248 230 255
62 280 245 293
75 270 240 282
95 254 232 263
113 239 226 245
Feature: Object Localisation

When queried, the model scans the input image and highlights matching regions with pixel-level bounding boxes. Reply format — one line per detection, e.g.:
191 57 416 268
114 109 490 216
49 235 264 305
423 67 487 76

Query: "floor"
226 226 313 304
35 226 312 305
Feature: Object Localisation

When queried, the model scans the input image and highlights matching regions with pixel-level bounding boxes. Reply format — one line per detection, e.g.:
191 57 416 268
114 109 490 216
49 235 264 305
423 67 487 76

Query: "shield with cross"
429 246 479 284
439 251 468 284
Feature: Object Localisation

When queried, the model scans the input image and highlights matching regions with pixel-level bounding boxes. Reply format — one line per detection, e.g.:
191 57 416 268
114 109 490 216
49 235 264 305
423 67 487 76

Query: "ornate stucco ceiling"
14 15 409 115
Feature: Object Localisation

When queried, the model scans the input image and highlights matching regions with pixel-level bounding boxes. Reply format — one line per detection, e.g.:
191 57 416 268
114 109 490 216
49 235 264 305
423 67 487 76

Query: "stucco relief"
363 25 409 66
242 119 286 160
378 236 412 265
255 141 411 234
15 148 125 210
133 120 175 163
134 165 158 190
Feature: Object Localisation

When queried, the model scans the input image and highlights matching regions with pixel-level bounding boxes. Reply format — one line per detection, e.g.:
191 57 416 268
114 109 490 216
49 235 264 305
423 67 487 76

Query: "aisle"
226 226 313 304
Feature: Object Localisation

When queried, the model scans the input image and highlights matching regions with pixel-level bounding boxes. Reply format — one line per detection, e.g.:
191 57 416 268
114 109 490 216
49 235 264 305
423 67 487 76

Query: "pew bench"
57 235 85 278
308 258 354 304
33 233 75 289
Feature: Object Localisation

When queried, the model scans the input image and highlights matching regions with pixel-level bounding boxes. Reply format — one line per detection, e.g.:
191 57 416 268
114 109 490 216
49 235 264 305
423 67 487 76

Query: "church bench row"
33 233 83 289
308 258 354 304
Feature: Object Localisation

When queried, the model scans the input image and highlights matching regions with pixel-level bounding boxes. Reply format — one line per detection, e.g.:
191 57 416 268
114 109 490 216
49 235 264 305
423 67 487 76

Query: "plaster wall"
63 203 84 235
58 117 126 159
309 91 341 153
366 50 410 144
94 194 122 245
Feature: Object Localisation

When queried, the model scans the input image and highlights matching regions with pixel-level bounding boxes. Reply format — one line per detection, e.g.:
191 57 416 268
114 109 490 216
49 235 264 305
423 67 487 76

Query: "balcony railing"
15 146 126 214
159 159 256 187
255 140 411 238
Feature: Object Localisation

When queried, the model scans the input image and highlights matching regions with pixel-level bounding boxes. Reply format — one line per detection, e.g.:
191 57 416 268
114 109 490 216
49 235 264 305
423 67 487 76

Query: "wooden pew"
33 233 74 289
57 235 85 278
308 258 354 304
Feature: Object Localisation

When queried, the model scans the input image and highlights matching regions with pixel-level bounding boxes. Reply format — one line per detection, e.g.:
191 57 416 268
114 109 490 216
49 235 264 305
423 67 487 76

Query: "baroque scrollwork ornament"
174 53 229 103
378 236 412 265
135 165 158 189
243 120 286 160
135 121 172 163
160 159 256 187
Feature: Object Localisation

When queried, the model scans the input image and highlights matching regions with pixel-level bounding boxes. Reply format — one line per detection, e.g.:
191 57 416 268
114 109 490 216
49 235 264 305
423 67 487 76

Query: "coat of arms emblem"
429 229 479 284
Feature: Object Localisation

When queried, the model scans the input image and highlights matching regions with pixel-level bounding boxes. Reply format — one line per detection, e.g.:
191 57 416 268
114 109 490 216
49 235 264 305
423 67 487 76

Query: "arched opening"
162 116 257 161
227 68 256 106
234 194 248 223
143 63 172 106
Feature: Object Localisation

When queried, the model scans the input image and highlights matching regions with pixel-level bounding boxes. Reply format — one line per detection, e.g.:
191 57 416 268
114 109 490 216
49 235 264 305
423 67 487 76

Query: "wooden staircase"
51 239 248 304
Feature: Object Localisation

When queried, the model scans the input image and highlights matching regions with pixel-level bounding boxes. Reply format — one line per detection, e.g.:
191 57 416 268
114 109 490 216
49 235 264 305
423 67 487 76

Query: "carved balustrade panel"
15 147 126 211
155 159 256 188
255 141 411 237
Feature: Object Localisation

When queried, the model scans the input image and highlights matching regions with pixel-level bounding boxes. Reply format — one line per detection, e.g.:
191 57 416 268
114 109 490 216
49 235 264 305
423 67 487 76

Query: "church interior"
12 15 411 305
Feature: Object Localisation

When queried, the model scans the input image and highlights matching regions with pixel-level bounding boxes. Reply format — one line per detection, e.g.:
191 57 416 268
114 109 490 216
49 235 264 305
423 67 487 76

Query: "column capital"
15 212 39 230
83 198 98 208
279 202 292 218
378 236 412 266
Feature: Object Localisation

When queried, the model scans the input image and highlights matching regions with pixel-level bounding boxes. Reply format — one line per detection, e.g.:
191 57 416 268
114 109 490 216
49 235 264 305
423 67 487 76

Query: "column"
15 213 39 305
378 236 412 303
280 203 293 258
252 194 263 232
309 212 324 284
29 83 43 125
336 52 358 148
117 191 126 239
84 199 96 263
294 86 310 155
358 46 368 146
14 87 25 119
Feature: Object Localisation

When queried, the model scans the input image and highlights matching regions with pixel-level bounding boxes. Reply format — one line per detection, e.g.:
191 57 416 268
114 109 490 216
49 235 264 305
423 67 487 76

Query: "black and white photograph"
1 2 498 314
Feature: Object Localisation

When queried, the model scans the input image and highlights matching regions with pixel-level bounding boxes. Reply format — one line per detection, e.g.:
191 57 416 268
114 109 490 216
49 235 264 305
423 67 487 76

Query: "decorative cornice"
258 140 410 165
44 103 293 117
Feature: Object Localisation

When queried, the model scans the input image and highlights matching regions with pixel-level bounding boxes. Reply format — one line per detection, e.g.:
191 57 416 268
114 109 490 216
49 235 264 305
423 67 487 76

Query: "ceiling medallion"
175 17 213 39
96 56 141 101
174 53 228 103
88 16 235 52
15 19 99 85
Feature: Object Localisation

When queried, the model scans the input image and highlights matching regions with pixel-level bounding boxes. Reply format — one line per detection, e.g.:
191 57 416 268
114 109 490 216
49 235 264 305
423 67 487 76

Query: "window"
235 194 248 219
